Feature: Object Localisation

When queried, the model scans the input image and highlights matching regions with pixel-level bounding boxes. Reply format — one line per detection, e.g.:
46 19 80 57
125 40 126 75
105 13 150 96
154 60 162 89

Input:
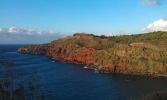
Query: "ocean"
0 45 167 100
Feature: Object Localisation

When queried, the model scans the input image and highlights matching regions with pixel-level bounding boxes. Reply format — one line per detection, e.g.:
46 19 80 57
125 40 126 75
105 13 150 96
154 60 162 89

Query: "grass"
19 31 167 75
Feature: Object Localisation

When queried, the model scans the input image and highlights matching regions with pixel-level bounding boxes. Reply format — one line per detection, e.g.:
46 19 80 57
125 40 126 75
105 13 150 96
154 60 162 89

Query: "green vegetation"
16 31 167 99
52 32 167 74
51 31 167 50
94 44 167 74
19 31 167 75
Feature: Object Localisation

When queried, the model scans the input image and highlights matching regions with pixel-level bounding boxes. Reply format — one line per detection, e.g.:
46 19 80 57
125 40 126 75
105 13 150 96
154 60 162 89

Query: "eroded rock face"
18 43 167 75
18 43 97 65
58 48 96 64
18 32 167 75
45 43 97 64
97 60 129 73
18 45 47 55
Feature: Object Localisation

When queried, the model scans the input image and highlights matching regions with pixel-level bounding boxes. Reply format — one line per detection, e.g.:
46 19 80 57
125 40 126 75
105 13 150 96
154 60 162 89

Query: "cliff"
18 32 167 75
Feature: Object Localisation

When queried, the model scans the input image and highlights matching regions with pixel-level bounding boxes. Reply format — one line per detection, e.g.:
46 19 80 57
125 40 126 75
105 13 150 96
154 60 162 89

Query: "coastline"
18 51 167 78
17 32 167 78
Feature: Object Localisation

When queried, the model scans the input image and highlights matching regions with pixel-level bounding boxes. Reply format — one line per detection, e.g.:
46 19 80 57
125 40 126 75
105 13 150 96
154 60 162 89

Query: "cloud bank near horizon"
0 21 167 44
0 27 65 44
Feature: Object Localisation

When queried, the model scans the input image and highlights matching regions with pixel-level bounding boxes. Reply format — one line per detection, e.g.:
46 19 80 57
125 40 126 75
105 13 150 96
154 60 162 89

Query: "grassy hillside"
51 31 167 50
18 31 167 75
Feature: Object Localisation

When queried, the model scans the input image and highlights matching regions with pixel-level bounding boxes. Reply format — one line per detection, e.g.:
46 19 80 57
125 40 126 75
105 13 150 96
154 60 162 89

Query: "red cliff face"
18 44 167 75
18 33 167 75
46 43 96 65
66 48 96 64
98 60 129 73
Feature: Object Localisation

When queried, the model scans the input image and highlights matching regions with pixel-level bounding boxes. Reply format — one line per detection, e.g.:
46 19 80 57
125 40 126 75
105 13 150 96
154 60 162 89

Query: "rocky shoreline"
18 32 167 76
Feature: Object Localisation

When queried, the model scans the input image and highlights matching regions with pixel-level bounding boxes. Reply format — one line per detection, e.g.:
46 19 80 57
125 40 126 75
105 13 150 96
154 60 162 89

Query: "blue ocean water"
0 45 167 100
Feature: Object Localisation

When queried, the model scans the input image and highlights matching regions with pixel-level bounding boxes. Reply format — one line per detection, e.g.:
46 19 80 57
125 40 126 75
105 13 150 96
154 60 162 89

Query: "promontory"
18 32 167 76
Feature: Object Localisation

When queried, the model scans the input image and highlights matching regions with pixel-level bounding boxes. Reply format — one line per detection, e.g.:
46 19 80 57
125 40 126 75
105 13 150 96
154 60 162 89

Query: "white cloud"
8 26 18 33
0 27 65 44
141 0 161 6
144 19 167 32
0 27 61 36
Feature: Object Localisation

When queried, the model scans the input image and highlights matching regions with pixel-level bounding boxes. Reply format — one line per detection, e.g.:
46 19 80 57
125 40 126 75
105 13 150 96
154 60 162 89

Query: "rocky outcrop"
18 32 167 76
46 43 96 64
18 45 47 55
18 43 97 65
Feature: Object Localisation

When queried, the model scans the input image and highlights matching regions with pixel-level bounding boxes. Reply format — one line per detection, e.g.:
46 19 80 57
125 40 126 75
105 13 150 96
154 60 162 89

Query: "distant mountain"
18 31 167 76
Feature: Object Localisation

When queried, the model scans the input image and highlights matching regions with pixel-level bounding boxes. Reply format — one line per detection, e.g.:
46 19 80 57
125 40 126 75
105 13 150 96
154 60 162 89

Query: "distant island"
18 31 167 76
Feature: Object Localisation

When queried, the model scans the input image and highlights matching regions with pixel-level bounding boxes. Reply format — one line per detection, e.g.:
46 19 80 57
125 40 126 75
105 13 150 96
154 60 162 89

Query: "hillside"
18 32 167 76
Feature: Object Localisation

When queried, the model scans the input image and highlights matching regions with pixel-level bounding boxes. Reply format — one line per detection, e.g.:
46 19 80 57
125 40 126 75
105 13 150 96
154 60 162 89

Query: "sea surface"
0 45 167 100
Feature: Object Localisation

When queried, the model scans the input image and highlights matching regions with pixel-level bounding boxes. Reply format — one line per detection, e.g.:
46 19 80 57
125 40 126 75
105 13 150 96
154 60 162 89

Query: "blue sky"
0 0 167 44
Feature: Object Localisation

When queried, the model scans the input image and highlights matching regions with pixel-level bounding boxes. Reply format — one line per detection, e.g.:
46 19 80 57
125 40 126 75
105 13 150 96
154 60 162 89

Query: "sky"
0 0 167 44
